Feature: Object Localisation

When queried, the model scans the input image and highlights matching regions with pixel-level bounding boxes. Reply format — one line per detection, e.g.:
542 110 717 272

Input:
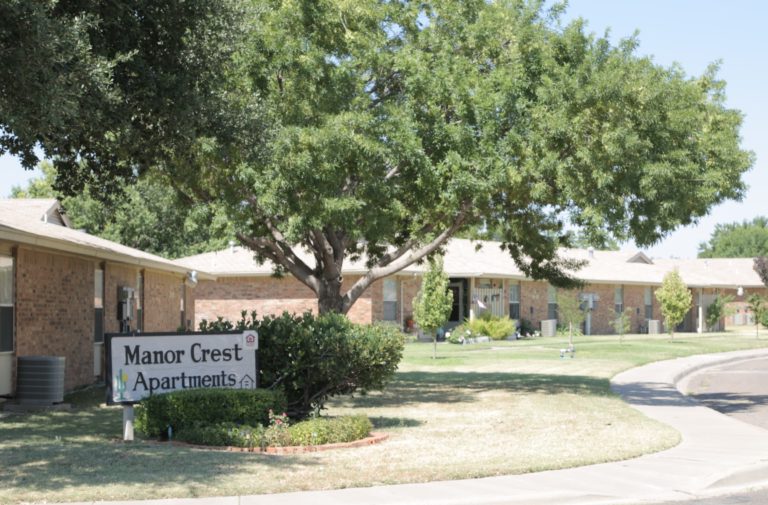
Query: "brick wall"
194 276 318 327
144 270 185 332
623 284 647 333
724 287 768 327
15 247 93 391
346 276 374 324
193 275 380 327
520 281 549 330
401 276 420 323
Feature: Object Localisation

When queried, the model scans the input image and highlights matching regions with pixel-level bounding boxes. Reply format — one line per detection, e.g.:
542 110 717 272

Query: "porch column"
469 277 476 321
697 288 704 333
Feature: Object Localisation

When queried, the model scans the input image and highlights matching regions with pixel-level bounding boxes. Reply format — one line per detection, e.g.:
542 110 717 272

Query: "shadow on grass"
370 416 423 429
0 405 319 497
346 371 613 408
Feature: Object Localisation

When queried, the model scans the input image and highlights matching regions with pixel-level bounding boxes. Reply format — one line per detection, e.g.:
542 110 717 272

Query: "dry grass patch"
2 331 767 503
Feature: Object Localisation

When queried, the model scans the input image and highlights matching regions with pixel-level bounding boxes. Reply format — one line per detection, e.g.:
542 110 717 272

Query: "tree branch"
341 205 471 312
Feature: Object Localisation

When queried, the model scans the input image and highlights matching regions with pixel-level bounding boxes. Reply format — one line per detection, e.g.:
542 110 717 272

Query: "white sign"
109 332 258 403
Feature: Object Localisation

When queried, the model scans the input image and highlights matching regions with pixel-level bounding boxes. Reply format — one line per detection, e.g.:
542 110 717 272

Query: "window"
547 284 558 320
509 283 520 319
0 256 13 352
614 285 624 314
644 286 653 320
94 268 104 343
382 279 398 322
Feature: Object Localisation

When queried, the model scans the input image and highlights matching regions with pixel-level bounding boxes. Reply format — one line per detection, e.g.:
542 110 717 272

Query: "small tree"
413 257 454 359
655 270 692 340
705 294 735 332
613 308 633 344
556 291 585 348
747 294 766 338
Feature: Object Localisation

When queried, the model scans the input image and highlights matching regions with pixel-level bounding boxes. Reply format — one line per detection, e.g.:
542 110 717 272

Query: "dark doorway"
447 279 468 328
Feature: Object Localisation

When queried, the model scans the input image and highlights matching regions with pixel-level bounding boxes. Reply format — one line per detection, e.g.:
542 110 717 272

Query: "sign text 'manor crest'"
107 332 258 404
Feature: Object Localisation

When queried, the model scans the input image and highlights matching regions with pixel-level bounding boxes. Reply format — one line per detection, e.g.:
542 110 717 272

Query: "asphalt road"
686 357 768 431
644 357 768 505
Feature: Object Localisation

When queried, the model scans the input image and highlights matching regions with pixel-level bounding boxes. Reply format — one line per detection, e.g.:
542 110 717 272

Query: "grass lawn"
2 330 768 503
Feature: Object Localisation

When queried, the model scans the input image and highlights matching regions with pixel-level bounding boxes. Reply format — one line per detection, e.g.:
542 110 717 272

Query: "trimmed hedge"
174 415 373 449
135 388 287 438
289 415 372 446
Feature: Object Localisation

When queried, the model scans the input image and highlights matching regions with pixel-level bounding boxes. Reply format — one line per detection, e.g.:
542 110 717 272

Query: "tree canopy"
12 162 232 259
0 0 254 195
1 0 754 315
697 217 768 258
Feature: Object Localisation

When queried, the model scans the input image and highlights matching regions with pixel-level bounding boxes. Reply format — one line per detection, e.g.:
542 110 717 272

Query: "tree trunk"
317 277 346 315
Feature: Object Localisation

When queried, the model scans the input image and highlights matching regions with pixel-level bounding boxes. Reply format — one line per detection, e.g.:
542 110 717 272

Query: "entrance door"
448 282 464 328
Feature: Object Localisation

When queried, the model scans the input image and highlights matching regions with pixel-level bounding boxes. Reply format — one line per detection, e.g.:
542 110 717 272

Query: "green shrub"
447 324 472 344
135 388 286 438
173 415 372 449
519 318 536 337
290 415 372 446
174 422 265 449
200 311 405 419
466 314 516 340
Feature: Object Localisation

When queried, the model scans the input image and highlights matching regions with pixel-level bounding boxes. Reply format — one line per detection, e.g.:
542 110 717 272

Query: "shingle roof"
0 199 193 275
177 238 765 288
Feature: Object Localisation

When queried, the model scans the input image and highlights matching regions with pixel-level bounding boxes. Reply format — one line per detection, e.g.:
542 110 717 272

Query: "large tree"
698 217 768 258
2 0 754 315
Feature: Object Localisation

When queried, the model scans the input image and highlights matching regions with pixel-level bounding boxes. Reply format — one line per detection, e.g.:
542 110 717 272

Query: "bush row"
135 388 286 438
173 415 373 449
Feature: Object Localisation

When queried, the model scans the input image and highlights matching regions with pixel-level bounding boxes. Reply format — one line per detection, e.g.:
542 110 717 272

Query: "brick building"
0 199 201 396
179 240 768 337
2 198 766 399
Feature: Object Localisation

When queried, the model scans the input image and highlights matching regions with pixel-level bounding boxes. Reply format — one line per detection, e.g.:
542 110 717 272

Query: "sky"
1 1 766 259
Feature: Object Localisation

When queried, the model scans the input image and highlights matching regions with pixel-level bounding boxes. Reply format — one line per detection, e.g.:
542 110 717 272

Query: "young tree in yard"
613 308 633 344
705 294 735 332
556 291 586 348
747 294 766 339
2 1 754 316
413 257 453 359
655 270 693 340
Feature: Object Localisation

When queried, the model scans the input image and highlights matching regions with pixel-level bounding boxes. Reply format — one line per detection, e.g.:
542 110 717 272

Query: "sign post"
106 331 259 441
123 404 134 442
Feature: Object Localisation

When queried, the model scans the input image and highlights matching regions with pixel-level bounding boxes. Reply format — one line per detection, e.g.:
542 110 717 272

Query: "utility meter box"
117 286 135 332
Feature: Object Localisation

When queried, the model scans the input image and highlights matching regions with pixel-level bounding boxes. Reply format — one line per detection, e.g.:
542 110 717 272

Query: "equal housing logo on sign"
106 331 258 404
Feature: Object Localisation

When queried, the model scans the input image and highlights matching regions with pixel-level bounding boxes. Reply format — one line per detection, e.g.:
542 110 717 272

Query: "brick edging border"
167 432 389 454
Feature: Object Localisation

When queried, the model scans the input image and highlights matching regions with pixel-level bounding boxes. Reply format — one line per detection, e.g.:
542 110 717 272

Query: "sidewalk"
72 349 768 505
